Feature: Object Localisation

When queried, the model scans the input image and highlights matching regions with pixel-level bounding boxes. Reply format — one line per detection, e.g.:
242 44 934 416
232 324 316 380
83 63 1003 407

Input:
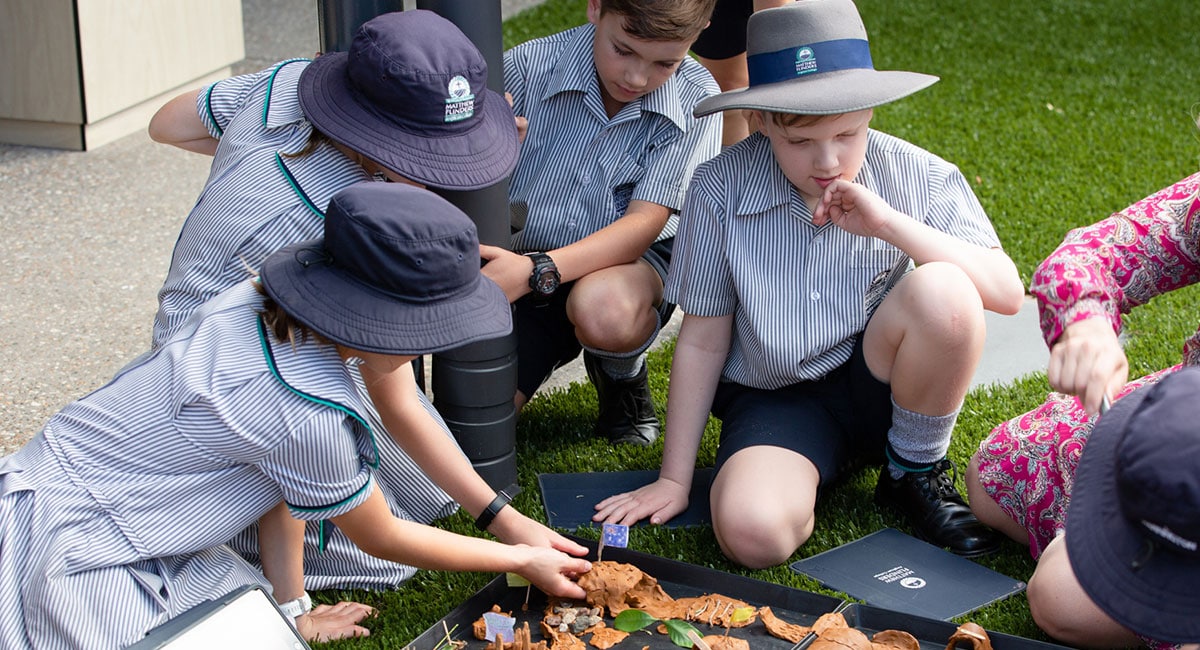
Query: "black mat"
538 468 715 529
790 528 1027 621
408 537 1065 650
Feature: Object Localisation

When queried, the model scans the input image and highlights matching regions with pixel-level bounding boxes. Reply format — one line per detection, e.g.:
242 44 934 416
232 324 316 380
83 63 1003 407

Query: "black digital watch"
525 252 560 297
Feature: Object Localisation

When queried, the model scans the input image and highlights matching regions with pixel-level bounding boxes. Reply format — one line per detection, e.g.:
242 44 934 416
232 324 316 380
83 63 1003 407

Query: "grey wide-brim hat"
694 0 939 117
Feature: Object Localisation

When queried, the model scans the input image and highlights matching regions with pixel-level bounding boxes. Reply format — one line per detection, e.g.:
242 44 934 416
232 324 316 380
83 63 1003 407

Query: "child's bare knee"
718 521 809 569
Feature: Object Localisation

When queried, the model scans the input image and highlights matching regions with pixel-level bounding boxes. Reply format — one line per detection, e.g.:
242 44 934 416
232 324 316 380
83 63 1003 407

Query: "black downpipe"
316 1 518 490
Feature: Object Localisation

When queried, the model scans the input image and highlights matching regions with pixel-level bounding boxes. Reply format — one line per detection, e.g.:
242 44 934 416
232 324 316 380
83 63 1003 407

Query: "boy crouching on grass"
594 0 1024 568
481 0 723 447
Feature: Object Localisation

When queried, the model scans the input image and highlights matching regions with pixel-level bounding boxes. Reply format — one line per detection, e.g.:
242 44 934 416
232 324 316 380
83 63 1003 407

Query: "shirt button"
810 291 820 301
580 174 590 183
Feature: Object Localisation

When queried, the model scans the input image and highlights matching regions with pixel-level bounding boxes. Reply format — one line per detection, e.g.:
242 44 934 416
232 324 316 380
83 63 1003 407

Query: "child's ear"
745 110 764 134
585 0 602 25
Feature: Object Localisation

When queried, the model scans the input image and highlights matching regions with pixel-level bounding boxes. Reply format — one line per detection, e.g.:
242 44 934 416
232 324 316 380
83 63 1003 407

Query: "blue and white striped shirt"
13 281 380 575
667 130 1001 389
152 59 368 348
504 23 721 251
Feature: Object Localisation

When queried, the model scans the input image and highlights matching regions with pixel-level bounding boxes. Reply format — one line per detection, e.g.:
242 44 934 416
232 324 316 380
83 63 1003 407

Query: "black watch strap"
474 483 521 531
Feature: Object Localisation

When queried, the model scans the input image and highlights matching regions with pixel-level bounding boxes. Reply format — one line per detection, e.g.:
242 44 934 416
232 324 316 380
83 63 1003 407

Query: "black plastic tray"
407 541 1067 650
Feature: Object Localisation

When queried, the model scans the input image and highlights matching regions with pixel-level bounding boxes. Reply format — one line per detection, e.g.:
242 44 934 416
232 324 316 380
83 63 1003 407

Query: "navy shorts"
514 239 675 398
691 0 752 60
711 336 893 487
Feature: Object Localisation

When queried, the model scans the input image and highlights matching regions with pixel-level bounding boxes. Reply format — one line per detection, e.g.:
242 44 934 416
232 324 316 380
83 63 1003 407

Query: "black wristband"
474 483 521 531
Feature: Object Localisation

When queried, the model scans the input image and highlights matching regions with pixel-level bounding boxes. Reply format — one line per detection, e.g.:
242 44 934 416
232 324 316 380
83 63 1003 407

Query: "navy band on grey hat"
1066 366 1200 643
694 0 938 117
260 182 511 355
298 10 517 191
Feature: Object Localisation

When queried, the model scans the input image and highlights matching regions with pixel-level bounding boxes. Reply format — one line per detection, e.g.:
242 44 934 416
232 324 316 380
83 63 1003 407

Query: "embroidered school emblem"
444 74 476 123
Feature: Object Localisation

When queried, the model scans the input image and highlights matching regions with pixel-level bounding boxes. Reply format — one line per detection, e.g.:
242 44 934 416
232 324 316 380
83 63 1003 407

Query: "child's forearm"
257 501 307 603
548 200 670 282
660 314 732 485
883 216 1024 315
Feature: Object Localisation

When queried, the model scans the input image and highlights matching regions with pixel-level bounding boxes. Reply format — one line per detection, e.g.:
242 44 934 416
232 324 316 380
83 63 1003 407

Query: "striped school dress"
0 282 393 648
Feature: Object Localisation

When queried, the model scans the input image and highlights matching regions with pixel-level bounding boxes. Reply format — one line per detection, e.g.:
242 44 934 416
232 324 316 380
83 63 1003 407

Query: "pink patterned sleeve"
1030 171 1200 349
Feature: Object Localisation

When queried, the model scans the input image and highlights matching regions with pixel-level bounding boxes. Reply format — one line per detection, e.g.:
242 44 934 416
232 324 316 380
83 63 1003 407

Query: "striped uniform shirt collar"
543 24 689 132
263 59 310 129
734 134 795 217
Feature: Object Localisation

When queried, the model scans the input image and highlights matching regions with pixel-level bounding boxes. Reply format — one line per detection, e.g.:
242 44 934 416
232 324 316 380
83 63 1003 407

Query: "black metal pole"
316 0 404 53
417 0 518 491
316 0 518 490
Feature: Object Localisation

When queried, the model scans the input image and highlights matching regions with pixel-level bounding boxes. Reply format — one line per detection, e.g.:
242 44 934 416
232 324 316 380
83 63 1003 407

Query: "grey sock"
583 312 661 381
597 353 645 380
885 397 960 479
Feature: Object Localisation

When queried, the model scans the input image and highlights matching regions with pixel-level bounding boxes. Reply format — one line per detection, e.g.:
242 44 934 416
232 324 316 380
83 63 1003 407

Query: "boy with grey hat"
595 0 1025 566
480 0 722 446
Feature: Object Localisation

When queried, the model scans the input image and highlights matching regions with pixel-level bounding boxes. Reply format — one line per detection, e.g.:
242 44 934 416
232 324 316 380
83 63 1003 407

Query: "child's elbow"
989 282 1026 316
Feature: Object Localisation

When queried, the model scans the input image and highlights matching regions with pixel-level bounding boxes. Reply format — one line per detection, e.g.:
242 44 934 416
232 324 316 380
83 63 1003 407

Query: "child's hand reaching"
813 178 896 238
592 477 690 527
513 546 592 600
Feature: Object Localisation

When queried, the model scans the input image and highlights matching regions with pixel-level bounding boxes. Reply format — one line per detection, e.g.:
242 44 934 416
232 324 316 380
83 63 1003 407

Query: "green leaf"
663 619 703 648
613 609 659 632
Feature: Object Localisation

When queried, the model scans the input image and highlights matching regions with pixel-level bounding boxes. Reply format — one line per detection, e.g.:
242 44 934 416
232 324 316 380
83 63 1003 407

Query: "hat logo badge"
795 47 818 76
444 74 476 123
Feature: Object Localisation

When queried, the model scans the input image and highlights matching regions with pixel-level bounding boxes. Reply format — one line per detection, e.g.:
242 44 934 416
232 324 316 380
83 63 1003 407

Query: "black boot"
874 459 1001 557
583 352 659 446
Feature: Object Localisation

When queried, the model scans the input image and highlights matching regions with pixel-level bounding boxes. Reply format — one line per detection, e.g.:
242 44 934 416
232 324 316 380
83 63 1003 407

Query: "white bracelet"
277 591 312 619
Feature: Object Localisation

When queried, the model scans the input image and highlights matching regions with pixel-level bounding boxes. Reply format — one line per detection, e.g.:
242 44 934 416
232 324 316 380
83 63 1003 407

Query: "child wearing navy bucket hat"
0 182 591 648
145 9 527 625
595 0 1025 567
1023 366 1200 648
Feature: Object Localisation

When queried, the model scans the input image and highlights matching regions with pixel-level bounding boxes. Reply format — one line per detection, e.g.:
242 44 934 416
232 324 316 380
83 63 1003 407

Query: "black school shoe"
583 352 659 447
874 458 1002 557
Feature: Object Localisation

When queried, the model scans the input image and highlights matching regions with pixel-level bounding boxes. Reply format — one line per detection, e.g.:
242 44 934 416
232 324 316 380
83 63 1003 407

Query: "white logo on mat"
873 565 926 589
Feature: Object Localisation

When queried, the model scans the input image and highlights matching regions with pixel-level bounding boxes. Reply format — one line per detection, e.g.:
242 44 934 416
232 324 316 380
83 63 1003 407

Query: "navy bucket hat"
298 10 518 191
259 182 511 355
1066 366 1200 643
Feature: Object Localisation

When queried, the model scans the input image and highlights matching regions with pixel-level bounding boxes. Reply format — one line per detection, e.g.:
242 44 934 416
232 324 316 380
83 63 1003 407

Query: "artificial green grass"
314 0 1200 646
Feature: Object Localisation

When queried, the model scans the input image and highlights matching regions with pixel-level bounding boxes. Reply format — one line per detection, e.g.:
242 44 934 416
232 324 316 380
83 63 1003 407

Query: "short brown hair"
254 280 331 349
599 0 717 42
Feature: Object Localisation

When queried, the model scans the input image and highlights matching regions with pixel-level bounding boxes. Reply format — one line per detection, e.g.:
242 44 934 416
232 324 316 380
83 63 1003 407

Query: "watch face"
534 271 559 295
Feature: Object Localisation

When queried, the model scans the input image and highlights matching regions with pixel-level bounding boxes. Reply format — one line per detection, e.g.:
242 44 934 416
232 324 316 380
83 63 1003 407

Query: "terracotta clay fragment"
945 622 993 650
577 561 677 619
870 629 920 650
540 620 587 650
809 626 873 650
699 634 750 650
673 594 757 628
588 625 629 649
758 606 811 643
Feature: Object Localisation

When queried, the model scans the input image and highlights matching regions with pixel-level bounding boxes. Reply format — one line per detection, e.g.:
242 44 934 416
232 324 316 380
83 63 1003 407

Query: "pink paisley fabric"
977 171 1200 558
